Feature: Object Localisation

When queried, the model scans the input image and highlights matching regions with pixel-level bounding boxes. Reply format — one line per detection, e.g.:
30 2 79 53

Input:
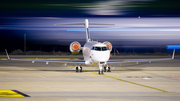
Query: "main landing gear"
104 66 111 72
76 66 82 72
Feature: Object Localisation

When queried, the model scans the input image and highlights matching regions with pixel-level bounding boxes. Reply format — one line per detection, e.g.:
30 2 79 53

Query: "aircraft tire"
76 67 78 72
80 67 82 72
101 70 104 75
107 67 111 72
104 67 106 72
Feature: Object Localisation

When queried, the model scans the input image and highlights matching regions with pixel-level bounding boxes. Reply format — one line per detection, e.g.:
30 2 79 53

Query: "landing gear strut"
98 62 105 75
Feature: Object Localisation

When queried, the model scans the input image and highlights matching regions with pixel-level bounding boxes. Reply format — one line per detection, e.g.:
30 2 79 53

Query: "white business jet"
5 19 175 74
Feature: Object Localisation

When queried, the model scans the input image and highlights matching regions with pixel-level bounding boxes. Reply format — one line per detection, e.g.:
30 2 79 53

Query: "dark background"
0 0 180 54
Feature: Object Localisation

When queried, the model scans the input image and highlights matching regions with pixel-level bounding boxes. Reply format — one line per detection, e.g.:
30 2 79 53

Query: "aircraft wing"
10 58 85 64
5 49 175 65
107 49 175 64
5 49 85 64
107 58 172 64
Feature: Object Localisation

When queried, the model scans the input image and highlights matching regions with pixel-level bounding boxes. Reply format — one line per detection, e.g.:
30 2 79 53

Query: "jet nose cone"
98 56 108 61
92 51 110 62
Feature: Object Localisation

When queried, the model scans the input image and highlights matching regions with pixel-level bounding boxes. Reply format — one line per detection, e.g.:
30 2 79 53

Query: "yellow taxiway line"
82 69 168 93
0 90 29 97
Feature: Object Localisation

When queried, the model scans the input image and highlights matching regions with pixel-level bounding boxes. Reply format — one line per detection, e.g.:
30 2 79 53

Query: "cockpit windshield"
91 46 109 51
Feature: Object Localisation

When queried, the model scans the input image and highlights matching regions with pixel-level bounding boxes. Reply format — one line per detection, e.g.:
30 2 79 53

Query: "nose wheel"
104 67 106 72
80 67 82 72
99 70 104 75
107 67 111 72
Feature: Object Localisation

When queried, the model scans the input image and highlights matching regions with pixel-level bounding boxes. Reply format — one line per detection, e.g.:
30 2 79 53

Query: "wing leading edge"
5 49 85 64
107 58 172 64
10 58 85 64
5 49 175 65
107 49 175 64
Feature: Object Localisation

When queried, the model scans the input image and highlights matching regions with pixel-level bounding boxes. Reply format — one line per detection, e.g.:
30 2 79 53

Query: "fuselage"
83 41 110 66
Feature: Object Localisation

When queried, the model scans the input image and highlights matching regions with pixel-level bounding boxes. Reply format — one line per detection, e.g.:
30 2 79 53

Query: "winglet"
5 49 10 60
172 49 175 59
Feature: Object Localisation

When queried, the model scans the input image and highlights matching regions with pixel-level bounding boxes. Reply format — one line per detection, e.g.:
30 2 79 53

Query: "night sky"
0 0 180 53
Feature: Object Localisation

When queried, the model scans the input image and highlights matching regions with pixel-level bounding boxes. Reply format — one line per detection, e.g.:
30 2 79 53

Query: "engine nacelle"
103 41 112 52
70 41 81 54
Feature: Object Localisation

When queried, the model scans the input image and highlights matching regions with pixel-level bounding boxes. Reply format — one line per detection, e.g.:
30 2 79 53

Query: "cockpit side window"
91 47 95 50
102 47 108 51
106 47 110 50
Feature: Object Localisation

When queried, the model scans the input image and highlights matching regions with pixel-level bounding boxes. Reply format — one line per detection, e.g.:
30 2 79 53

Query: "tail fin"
55 19 115 42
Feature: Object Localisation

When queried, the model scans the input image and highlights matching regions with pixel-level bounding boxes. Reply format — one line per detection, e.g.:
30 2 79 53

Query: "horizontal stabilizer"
54 23 84 25
55 23 115 26
54 19 115 42
89 23 115 25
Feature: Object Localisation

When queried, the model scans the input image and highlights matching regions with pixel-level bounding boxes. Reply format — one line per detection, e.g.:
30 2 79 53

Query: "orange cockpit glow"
72 43 79 50
105 43 111 50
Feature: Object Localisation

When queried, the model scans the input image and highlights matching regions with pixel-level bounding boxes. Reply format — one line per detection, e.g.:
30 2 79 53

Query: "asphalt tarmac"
0 55 180 101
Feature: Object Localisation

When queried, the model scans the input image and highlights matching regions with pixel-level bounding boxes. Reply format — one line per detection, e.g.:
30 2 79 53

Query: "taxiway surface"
0 55 180 101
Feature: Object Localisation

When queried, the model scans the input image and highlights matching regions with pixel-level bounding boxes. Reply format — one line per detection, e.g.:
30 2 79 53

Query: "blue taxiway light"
167 45 180 49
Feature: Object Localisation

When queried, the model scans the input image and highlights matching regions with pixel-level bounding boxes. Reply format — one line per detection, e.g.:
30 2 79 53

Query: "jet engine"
69 41 81 54
103 41 112 52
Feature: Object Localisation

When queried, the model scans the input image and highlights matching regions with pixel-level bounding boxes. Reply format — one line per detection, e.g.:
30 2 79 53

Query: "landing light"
100 62 105 64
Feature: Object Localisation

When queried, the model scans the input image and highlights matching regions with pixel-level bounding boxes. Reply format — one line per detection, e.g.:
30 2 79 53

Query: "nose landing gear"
99 70 104 75
98 62 105 75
